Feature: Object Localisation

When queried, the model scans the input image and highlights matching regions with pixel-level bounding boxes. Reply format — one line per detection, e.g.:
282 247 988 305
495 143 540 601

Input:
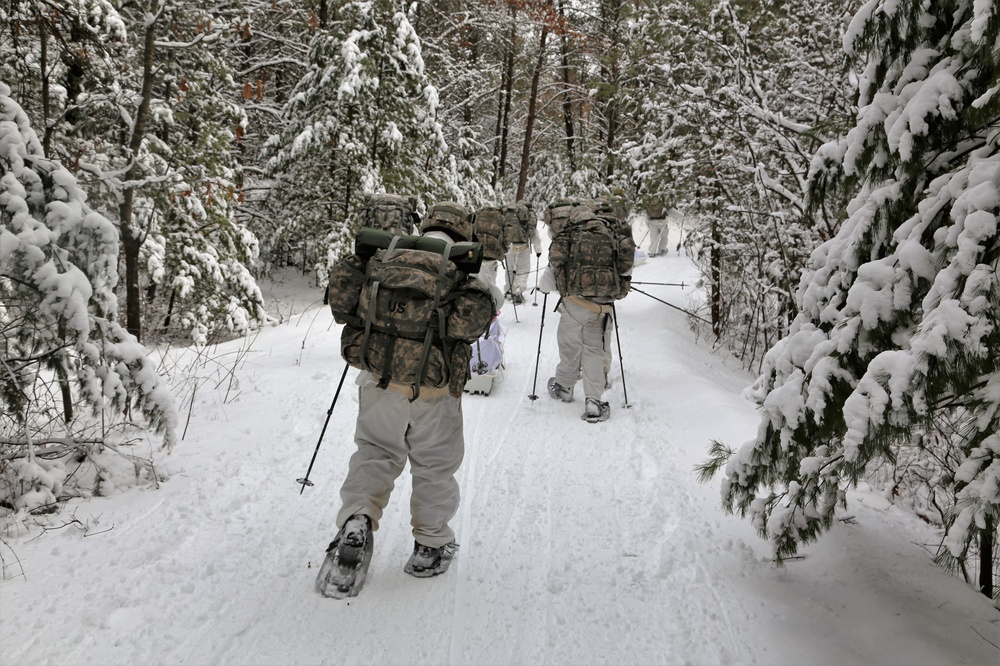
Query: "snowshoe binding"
547 377 574 402
315 514 374 599
404 541 458 578
582 398 610 423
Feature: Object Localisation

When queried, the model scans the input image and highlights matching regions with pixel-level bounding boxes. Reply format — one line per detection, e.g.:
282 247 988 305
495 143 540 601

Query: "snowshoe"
404 541 458 578
315 514 374 599
582 398 610 423
547 377 574 402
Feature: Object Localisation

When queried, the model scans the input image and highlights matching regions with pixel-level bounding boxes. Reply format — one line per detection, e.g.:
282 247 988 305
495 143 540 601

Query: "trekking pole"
527 292 548 400
501 259 519 323
532 254 540 306
297 363 350 494
611 303 630 409
631 281 687 287
630 286 713 325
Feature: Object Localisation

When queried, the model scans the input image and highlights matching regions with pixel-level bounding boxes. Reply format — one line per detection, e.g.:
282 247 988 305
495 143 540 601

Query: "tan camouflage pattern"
327 254 368 326
422 201 472 241
472 206 509 260
360 193 415 236
331 242 493 398
544 197 586 237
548 206 635 301
445 279 494 342
502 202 532 245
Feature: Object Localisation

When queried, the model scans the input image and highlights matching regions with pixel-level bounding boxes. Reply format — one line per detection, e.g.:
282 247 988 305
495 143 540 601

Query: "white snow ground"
1 220 998 666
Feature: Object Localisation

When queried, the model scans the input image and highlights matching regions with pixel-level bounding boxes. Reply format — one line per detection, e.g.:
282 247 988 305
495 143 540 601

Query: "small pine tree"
1 83 177 513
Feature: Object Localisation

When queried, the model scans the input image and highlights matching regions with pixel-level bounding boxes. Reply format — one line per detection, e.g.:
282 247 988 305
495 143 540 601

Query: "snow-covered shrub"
1 83 177 519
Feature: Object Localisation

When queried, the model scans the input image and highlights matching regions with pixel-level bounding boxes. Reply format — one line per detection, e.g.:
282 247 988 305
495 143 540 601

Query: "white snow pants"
648 217 669 256
553 297 612 401
337 381 465 548
504 244 531 295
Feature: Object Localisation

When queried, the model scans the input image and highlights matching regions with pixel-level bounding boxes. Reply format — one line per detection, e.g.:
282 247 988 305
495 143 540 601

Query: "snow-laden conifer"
702 0 999 579
1 83 177 513
265 0 448 280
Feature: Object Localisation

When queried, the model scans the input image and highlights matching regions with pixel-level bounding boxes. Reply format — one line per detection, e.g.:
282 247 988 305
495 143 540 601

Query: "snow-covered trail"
2 222 997 666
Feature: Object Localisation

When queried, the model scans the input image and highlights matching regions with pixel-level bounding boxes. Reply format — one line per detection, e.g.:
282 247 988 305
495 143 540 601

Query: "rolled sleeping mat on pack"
354 227 484 275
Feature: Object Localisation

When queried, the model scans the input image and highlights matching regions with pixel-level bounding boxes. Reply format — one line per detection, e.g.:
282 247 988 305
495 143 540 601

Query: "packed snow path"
2 223 997 665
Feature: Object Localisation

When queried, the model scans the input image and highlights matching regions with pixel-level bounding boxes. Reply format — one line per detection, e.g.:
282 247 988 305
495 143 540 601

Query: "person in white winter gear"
503 201 541 304
326 201 500 583
644 197 673 257
538 199 634 422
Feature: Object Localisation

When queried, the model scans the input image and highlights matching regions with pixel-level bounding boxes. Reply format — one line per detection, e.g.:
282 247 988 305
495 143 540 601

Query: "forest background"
2 0 998 609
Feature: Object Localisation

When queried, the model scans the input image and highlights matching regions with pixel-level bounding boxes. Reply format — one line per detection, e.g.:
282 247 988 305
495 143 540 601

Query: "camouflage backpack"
548 205 636 301
472 206 508 261
544 197 586 237
328 230 494 399
502 202 532 246
359 193 417 236
645 197 666 220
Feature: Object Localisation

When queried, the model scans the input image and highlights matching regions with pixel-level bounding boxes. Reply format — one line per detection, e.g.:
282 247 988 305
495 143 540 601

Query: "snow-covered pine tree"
1 83 177 513
2 1 268 344
264 0 448 282
700 0 999 597
108 1 268 344
412 3 495 207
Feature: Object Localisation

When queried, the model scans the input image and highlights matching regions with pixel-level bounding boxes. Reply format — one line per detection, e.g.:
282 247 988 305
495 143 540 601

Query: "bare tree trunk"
495 11 517 190
710 215 722 338
516 18 550 201
464 26 479 129
557 0 576 173
599 0 622 185
119 0 161 342
38 17 51 156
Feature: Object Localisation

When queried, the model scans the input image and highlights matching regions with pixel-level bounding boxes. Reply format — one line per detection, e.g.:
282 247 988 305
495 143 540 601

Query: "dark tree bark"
118 0 161 342
557 0 576 173
494 8 517 190
980 517 994 600
710 215 722 338
516 16 550 201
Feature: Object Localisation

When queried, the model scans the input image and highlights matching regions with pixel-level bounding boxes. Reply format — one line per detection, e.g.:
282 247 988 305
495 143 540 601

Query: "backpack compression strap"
360 236 456 401
410 238 454 401
361 236 404 391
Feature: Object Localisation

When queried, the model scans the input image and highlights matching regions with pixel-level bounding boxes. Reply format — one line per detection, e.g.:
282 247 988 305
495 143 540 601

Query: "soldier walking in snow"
503 200 541 305
538 198 635 423
318 201 498 597
645 196 670 257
